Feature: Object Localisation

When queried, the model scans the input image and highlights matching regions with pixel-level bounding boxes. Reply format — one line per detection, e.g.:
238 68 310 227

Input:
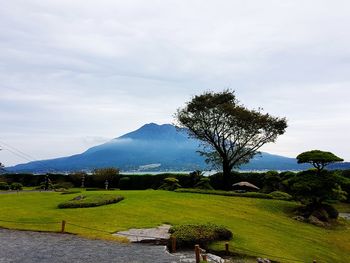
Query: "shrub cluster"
0 182 9 190
169 224 232 249
158 177 181 191
58 194 124 209
0 182 23 191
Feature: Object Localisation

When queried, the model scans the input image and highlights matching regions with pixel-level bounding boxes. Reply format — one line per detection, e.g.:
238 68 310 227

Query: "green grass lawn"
0 190 349 262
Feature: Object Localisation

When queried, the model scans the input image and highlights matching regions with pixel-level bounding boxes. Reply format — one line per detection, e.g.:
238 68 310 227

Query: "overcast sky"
1 0 349 166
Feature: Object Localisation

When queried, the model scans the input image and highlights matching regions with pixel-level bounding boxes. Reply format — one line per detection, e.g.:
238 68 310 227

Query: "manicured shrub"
175 188 273 199
158 177 181 191
58 194 124 209
10 182 23 190
169 224 232 249
194 178 214 190
270 191 293 201
0 182 9 190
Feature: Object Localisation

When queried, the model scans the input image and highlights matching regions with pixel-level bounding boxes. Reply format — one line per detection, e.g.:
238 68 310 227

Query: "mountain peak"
117 123 186 141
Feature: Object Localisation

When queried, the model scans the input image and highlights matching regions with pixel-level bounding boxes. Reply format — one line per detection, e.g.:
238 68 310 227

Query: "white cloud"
1 0 350 165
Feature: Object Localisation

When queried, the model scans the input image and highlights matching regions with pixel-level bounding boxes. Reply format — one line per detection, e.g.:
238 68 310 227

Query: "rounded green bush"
169 223 232 249
58 194 124 209
158 177 181 191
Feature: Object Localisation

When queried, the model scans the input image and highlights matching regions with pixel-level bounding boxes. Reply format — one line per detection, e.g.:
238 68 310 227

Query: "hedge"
174 188 273 199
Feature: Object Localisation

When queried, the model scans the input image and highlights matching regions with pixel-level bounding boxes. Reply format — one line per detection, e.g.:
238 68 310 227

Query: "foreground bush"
58 194 124 209
169 224 232 249
175 188 273 199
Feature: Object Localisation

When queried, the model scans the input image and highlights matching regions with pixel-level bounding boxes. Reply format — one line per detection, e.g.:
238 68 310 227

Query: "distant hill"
7 123 315 173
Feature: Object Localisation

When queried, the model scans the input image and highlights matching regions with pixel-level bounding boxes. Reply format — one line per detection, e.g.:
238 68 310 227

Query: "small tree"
176 90 287 189
288 170 347 219
296 150 344 174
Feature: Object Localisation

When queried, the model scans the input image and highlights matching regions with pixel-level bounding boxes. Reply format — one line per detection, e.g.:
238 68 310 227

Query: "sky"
1 0 349 166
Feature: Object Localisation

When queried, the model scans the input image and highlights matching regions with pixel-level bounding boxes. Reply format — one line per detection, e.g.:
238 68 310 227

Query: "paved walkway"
0 229 180 263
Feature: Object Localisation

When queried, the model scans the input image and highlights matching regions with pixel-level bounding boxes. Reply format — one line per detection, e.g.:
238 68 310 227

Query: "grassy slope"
0 190 349 262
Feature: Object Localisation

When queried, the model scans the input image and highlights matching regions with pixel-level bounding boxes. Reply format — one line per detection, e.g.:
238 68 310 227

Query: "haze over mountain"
7 123 316 173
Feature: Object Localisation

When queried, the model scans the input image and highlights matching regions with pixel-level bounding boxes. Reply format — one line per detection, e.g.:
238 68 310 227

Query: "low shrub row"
58 194 124 209
168 223 232 249
174 188 274 199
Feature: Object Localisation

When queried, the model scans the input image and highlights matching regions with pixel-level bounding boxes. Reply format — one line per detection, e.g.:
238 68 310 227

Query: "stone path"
0 228 178 263
114 224 171 243
0 228 225 263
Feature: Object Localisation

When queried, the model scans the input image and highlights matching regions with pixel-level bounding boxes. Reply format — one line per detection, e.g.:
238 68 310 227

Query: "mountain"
8 123 309 173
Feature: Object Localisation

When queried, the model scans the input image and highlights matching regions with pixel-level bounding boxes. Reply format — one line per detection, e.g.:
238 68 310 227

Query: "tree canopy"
296 150 343 172
175 90 287 188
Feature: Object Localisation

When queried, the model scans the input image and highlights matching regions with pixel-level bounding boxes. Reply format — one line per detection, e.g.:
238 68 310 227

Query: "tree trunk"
222 160 231 191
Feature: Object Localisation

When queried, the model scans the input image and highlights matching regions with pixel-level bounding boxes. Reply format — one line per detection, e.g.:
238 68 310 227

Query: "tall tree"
176 90 287 189
296 150 344 174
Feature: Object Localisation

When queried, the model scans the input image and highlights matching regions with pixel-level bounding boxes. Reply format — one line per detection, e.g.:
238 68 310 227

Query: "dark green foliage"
91 168 120 188
169 224 232 249
262 171 281 193
288 170 346 205
336 171 350 202
322 203 339 219
176 89 287 189
68 172 87 187
118 177 131 190
297 150 343 172
175 188 273 199
209 171 265 190
188 170 203 187
158 177 181 191
10 182 23 190
194 178 214 190
269 191 293 201
287 170 346 220
58 194 124 209
0 182 9 190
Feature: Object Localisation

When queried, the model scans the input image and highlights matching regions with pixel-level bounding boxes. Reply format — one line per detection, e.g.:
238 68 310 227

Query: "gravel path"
0 229 180 263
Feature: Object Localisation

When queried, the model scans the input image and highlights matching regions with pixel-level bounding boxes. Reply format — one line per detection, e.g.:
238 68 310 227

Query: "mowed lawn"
0 190 349 262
